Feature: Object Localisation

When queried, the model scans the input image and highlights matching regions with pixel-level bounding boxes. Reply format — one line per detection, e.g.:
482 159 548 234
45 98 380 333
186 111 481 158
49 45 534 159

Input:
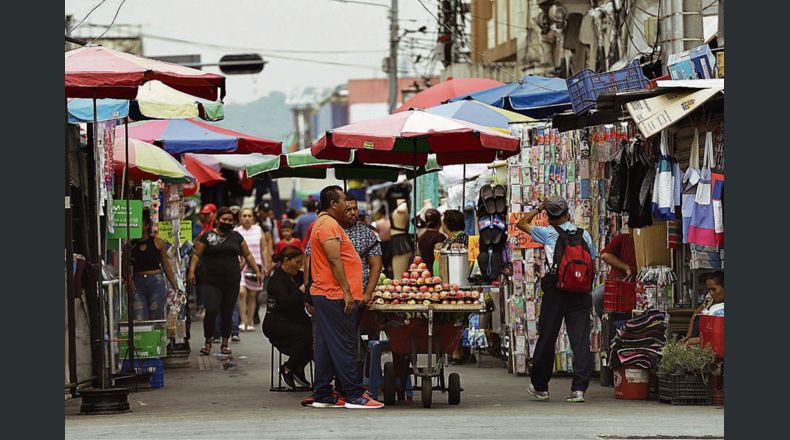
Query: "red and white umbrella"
311 110 519 166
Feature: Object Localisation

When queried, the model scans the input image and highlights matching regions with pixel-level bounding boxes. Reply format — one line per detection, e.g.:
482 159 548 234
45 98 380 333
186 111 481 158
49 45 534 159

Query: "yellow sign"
363 141 375 149
157 220 193 245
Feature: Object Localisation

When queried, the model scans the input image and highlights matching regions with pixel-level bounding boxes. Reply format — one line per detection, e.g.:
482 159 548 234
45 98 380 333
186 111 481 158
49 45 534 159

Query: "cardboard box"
633 222 672 270
667 44 716 80
716 51 724 78
118 321 167 359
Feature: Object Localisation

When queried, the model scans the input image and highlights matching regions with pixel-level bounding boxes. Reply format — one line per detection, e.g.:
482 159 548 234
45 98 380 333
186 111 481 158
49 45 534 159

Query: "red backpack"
551 226 594 293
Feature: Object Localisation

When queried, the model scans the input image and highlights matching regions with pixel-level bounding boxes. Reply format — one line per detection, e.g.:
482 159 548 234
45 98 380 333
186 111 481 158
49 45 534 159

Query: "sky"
65 0 444 104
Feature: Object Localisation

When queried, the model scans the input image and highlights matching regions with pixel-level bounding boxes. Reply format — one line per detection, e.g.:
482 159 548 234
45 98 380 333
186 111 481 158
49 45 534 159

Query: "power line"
88 0 126 44
66 0 107 35
327 0 389 8
138 31 388 54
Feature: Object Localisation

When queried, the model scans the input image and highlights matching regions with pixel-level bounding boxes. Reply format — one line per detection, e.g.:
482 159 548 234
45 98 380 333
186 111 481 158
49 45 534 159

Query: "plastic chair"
364 340 412 400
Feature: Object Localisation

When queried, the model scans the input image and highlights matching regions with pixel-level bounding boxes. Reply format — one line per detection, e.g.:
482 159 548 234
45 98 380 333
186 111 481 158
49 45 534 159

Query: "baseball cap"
200 203 217 215
544 196 569 217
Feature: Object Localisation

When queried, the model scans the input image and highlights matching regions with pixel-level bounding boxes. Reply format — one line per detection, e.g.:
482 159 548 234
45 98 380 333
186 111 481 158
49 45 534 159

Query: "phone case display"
503 122 635 375
635 266 676 312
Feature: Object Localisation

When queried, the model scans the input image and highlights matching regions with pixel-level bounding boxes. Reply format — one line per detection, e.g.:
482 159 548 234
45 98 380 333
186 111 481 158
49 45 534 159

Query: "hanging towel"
652 131 681 220
682 130 701 243
688 132 718 246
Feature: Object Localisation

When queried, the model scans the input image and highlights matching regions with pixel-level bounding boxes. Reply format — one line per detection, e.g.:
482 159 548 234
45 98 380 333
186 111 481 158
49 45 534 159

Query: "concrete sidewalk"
65 321 724 440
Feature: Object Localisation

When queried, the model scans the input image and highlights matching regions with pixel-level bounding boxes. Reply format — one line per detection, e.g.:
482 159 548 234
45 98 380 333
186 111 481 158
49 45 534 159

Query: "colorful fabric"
688 132 720 246
652 131 682 220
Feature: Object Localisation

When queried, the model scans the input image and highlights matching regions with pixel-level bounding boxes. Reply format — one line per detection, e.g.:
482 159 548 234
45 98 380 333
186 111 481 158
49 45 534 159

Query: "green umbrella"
246 149 441 182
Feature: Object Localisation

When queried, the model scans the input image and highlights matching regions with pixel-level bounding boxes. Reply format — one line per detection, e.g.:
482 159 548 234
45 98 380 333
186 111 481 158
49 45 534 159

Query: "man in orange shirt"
309 186 384 409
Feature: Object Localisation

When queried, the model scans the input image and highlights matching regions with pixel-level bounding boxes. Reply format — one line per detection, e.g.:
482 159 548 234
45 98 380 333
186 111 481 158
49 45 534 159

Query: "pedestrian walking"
307 186 383 409
235 208 270 332
127 210 182 320
275 220 303 253
295 200 318 240
517 196 597 403
263 245 312 389
188 207 263 356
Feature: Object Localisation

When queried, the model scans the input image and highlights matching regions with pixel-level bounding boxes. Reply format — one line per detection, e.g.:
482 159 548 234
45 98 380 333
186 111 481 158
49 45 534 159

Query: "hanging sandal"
220 345 232 355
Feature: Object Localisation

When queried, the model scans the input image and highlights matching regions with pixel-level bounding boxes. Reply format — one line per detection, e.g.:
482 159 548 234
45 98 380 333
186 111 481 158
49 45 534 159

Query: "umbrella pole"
124 116 135 374
412 141 417 259
92 96 107 389
343 180 347 193
65 97 78 396
462 164 466 210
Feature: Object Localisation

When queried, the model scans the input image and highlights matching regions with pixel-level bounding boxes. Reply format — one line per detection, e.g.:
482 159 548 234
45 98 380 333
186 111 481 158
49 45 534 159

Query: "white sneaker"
246 324 256 332
239 324 246 332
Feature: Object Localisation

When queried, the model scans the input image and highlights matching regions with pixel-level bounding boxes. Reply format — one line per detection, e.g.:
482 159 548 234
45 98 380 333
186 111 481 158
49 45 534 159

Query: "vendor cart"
368 303 484 408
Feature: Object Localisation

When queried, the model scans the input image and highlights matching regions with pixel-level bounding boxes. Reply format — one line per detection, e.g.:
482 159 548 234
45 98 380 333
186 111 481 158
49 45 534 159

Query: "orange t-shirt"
309 214 363 301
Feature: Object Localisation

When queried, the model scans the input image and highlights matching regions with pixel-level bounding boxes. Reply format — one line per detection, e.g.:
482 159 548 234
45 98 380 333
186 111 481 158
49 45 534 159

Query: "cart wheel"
383 361 396 405
448 373 461 405
421 378 433 408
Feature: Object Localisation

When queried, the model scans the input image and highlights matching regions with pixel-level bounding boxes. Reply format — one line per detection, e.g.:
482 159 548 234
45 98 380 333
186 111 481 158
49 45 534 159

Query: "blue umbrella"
448 76 571 119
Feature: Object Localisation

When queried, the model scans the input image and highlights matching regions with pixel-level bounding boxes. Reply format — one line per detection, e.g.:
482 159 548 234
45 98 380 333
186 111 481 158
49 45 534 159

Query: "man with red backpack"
517 196 597 403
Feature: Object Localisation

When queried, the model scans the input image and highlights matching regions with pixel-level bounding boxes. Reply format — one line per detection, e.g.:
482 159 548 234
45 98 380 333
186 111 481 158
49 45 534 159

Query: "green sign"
108 200 143 239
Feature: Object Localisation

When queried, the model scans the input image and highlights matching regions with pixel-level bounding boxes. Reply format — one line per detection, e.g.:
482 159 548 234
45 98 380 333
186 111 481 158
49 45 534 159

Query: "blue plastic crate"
566 60 648 114
122 358 164 389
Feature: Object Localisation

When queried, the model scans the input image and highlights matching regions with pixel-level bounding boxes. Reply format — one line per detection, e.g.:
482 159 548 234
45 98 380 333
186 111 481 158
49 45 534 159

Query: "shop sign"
108 200 143 239
158 220 193 245
508 211 548 249
626 88 720 138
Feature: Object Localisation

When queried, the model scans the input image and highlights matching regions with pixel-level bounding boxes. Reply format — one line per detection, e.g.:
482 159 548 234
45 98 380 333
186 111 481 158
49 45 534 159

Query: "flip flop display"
479 184 496 215
493 185 507 214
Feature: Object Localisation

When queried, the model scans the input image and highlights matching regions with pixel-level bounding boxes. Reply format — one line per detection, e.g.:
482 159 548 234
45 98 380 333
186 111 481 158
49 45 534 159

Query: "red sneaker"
344 396 384 409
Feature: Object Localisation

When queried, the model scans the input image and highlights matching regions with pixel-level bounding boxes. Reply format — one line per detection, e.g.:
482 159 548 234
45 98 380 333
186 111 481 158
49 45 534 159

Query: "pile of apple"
370 256 482 306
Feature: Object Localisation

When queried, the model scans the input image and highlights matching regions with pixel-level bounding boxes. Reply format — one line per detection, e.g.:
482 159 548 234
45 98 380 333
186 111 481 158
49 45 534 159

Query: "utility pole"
660 0 704 63
388 0 399 113
441 1 453 67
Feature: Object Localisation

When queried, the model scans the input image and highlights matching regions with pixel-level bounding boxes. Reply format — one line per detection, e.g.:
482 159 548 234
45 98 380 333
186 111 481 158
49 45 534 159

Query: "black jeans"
530 287 593 392
201 281 240 340
262 316 313 370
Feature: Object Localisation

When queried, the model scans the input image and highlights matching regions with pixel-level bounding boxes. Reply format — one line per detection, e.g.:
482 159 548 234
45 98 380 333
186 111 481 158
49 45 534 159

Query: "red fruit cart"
367 303 484 408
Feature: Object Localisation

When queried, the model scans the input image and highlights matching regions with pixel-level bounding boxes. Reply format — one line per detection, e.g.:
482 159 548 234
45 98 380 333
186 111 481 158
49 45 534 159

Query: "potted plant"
657 337 717 405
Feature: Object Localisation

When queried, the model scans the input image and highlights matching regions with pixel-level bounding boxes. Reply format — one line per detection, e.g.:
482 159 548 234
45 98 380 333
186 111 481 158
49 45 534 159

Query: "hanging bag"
652 131 679 220
687 132 717 246
681 129 701 243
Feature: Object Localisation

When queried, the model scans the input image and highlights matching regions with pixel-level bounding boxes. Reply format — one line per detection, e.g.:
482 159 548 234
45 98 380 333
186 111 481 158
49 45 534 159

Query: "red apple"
471 292 480 299
450 283 459 291
416 278 424 285
417 263 427 270
413 256 423 265
439 292 447 299
473 300 480 304
419 285 428 293
409 263 418 271
391 279 400 286
410 271 420 279
407 299 416 304
441 283 450 290
423 299 432 305
421 270 432 279
428 287 434 293
408 293 416 299
391 299 401 305
450 300 457 305
431 293 440 300
441 300 450 305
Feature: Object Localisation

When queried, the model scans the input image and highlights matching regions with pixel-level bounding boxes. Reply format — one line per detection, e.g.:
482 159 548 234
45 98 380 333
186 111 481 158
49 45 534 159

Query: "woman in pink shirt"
235 208 271 332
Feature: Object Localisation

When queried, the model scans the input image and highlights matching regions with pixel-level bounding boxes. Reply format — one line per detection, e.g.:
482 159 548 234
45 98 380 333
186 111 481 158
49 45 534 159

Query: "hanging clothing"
652 131 682 220
625 142 654 229
682 130 702 243
688 132 720 246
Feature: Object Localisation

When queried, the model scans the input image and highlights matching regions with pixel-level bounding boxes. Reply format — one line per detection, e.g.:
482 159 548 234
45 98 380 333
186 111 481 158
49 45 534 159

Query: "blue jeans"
215 303 240 337
133 272 167 320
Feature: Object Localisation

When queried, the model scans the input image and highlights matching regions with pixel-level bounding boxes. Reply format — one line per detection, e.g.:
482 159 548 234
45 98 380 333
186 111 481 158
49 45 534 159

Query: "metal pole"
461 164 466 210
124 117 136 373
388 0 399 113
412 141 418 258
90 96 107 389
65 98 78 396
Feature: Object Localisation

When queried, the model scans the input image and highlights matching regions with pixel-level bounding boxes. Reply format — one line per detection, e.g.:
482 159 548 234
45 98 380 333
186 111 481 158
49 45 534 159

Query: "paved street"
66 322 724 440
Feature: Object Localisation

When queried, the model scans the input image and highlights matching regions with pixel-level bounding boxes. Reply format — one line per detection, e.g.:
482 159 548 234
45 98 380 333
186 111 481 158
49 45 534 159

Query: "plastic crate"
603 280 637 312
122 358 165 389
566 60 648 114
658 373 711 405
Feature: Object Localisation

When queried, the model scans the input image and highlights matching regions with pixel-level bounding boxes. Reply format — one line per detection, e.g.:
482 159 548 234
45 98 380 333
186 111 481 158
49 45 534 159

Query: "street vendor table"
368 303 484 408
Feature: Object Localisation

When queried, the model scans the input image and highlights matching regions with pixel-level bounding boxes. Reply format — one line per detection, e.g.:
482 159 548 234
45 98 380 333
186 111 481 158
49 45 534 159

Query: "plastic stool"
269 343 313 392
364 340 412 400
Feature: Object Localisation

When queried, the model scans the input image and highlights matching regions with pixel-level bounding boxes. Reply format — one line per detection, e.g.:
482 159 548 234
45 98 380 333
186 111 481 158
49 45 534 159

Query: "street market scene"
64 1 725 438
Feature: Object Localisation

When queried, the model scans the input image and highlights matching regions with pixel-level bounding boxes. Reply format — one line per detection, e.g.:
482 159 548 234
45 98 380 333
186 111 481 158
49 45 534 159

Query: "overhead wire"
88 0 127 44
66 0 107 35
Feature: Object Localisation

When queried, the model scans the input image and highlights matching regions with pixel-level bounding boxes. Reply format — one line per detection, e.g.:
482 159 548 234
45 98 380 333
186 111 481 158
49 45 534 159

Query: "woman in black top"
263 245 312 389
188 207 262 356
128 211 181 320
416 209 446 270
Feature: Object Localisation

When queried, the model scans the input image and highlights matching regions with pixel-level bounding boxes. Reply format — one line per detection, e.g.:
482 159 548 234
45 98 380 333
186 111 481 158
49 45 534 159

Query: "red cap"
200 203 217 215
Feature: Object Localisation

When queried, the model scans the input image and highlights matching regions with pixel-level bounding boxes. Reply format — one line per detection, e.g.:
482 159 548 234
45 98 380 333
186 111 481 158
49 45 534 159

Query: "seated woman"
262 245 312 390
685 271 725 346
